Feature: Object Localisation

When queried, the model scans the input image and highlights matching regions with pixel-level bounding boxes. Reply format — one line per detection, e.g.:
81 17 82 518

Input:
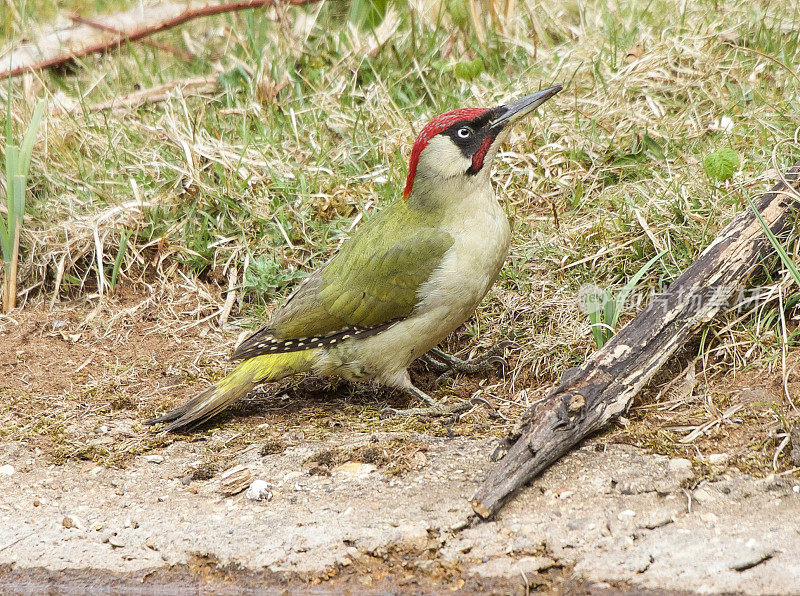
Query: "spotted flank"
230 320 398 361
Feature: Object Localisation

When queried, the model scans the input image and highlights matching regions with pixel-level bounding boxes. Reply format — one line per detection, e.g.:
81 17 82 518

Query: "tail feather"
147 350 318 433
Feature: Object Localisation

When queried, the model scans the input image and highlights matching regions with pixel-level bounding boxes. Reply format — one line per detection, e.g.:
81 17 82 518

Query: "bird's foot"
422 341 517 385
380 386 492 419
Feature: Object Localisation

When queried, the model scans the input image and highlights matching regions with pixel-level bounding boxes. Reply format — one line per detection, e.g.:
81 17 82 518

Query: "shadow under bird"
148 85 562 432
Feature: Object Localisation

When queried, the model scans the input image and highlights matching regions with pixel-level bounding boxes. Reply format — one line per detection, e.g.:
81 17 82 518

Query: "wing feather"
231 201 453 360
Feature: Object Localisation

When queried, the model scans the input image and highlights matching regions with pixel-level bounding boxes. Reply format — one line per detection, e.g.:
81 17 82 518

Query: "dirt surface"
1 292 800 594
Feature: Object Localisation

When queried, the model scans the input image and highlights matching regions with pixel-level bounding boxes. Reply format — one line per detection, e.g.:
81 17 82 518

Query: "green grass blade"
610 250 667 329
110 229 130 290
4 81 10 147
4 144 19 229
586 287 614 348
588 304 604 348
0 157 8 258
747 196 800 287
18 100 45 180
0 210 9 264
12 174 25 226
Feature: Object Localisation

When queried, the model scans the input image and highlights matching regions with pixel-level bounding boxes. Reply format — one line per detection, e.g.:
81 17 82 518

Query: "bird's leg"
426 341 518 385
380 385 473 418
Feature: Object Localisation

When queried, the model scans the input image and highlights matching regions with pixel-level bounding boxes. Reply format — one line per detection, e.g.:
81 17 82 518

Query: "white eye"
457 127 472 139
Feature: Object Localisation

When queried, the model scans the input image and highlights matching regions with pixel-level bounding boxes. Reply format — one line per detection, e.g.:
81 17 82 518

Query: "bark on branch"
471 161 800 519
0 0 321 81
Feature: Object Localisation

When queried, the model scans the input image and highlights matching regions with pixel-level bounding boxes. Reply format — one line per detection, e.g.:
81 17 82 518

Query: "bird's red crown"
403 107 488 199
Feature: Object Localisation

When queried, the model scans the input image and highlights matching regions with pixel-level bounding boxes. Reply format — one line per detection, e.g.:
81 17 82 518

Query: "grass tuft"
1 97 44 311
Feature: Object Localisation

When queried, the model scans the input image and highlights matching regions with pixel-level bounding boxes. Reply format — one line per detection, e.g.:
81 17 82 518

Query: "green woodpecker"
148 85 562 432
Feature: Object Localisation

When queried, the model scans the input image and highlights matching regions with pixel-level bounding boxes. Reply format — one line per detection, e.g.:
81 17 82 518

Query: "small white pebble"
0 465 15 476
558 491 573 500
668 458 692 472
700 512 718 524
143 455 163 464
617 510 636 520
711 115 734 133
793 485 799 494
245 480 273 502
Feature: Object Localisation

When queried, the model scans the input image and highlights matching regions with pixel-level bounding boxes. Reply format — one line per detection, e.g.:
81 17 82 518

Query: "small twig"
678 404 743 444
49 253 67 309
85 74 219 112
0 532 34 553
0 0 323 80
683 489 692 514
727 43 800 88
550 200 559 230
218 266 238 328
68 13 196 61
773 433 791 471
778 284 798 413
75 354 95 373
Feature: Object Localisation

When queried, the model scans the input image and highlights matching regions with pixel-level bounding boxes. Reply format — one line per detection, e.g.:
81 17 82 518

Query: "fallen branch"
82 74 219 112
471 161 800 519
0 0 321 80
68 13 196 61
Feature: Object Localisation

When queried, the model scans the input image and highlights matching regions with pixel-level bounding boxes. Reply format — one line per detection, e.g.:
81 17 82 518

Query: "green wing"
232 201 453 358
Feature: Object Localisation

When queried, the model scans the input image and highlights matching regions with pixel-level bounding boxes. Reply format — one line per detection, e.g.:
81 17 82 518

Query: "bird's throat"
405 168 494 217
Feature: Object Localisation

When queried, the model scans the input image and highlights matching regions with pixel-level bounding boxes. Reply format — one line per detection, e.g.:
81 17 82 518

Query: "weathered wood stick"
471 161 800 519
67 13 196 61
81 74 219 113
0 0 322 81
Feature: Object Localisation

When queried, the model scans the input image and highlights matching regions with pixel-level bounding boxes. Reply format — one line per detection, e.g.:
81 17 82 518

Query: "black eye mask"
442 109 502 175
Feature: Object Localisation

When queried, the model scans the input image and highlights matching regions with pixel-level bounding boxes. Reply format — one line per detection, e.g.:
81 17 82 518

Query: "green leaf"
244 255 304 297
583 250 666 349
642 133 665 161
454 58 484 81
4 81 11 146
703 148 740 181
445 0 469 28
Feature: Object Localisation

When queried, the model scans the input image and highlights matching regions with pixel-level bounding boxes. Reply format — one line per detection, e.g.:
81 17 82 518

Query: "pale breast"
421 188 511 318
314 185 511 383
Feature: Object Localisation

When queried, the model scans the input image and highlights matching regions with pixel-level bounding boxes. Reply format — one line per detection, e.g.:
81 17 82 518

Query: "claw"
487 355 509 370
468 395 509 420
496 340 520 350
469 396 492 408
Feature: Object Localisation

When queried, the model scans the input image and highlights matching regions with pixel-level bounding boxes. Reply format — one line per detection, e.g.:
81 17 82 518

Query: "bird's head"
403 85 562 199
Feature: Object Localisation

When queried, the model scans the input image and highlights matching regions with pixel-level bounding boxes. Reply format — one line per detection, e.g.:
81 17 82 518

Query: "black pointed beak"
490 85 562 129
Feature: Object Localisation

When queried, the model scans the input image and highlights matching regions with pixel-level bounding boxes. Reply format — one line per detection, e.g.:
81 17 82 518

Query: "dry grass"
0 0 799 473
